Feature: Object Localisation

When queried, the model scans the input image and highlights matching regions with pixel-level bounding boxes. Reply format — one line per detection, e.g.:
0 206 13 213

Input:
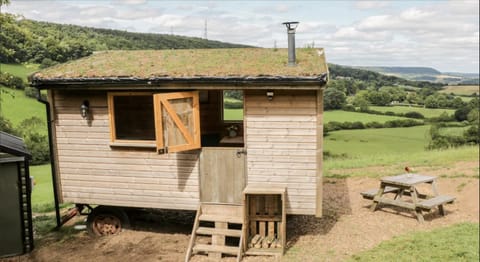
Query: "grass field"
0 63 39 81
323 125 479 177
324 110 408 123
369 105 455 118
30 164 55 212
324 125 430 156
0 87 47 131
224 108 243 121
1 63 47 132
349 223 479 261
440 85 479 96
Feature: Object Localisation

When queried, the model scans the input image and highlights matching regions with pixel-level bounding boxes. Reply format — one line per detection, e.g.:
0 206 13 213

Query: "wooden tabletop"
381 173 436 187
219 136 244 144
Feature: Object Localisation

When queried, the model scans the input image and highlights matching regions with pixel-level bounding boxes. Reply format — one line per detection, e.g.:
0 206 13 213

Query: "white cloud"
354 1 390 10
399 8 435 21
115 0 147 5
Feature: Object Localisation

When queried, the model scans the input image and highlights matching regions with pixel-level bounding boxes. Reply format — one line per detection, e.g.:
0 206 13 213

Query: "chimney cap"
282 21 299 30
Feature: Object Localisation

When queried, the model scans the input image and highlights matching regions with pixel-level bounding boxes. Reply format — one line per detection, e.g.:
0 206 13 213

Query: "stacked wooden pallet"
243 187 286 256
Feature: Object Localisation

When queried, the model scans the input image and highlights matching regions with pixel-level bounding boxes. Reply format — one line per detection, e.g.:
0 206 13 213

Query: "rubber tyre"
86 206 130 237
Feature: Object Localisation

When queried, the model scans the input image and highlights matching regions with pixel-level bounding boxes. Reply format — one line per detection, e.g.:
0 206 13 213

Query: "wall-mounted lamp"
266 91 274 101
80 100 89 119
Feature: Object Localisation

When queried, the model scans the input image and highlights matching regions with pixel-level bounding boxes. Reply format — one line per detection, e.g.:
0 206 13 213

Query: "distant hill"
328 64 443 89
356 66 478 84
0 13 250 66
359 66 442 76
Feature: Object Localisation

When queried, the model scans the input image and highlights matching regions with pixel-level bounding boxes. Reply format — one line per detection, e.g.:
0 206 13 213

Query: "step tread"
193 244 239 255
199 214 243 224
196 226 242 237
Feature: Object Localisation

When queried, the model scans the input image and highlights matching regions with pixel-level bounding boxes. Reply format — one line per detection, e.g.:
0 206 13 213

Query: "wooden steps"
185 204 244 262
199 214 243 224
196 226 242 237
193 244 239 255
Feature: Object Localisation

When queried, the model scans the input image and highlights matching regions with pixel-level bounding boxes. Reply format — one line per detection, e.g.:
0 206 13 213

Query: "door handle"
236 149 247 158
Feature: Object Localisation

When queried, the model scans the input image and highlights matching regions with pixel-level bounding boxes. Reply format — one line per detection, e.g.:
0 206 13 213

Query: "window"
223 90 244 121
108 91 201 153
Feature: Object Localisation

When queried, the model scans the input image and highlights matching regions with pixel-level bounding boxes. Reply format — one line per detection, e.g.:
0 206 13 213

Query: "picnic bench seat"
417 195 455 210
361 186 400 200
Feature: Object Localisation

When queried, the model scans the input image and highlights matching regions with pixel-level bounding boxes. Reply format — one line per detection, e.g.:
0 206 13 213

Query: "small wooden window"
108 92 155 145
154 91 201 153
223 90 244 121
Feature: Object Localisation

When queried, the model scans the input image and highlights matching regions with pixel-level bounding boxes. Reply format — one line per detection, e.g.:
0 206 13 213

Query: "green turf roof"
31 48 328 80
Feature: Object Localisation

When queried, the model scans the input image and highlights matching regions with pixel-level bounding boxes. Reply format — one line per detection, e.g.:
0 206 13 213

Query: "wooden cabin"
30 48 328 259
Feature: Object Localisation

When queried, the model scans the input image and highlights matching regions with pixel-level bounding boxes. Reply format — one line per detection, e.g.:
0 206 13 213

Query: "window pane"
223 90 243 121
114 96 155 140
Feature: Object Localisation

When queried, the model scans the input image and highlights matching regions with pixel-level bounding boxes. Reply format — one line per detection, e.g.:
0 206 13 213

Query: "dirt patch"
6 165 479 262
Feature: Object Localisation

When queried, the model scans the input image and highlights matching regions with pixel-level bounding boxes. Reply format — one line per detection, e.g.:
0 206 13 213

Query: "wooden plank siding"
244 90 319 215
50 88 323 216
51 90 201 210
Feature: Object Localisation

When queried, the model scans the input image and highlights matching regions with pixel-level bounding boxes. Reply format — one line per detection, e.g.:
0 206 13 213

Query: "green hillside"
0 86 46 131
0 63 39 81
0 12 250 65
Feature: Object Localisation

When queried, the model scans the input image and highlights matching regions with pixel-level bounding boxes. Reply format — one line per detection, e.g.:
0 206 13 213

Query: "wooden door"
200 147 246 204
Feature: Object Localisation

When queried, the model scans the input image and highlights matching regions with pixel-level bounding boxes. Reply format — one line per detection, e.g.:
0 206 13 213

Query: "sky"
2 0 479 73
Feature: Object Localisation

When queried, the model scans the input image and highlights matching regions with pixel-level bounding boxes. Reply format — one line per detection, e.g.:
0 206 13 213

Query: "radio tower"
204 19 208 40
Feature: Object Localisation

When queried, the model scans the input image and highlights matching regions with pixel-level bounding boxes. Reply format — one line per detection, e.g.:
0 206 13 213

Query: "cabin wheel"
86 206 130 236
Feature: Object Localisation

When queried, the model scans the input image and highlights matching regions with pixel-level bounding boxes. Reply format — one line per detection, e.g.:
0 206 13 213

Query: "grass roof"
31 48 328 80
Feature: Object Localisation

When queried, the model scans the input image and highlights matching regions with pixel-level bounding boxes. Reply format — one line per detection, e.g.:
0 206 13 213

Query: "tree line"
0 13 249 68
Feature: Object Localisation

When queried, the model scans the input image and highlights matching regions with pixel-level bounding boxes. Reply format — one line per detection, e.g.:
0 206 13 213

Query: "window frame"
107 92 156 147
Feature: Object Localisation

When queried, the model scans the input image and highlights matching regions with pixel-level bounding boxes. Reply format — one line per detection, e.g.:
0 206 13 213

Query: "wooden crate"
243 186 286 256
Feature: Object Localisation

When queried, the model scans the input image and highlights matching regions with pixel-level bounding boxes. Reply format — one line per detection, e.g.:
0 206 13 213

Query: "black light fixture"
266 91 274 101
80 100 89 119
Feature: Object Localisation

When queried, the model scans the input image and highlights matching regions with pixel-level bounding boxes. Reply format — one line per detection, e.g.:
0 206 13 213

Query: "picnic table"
361 174 455 223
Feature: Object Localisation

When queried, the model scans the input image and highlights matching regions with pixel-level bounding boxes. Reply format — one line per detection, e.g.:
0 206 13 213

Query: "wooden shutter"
154 91 201 153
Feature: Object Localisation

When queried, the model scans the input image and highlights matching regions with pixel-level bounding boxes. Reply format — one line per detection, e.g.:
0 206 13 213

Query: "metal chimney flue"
283 21 299 66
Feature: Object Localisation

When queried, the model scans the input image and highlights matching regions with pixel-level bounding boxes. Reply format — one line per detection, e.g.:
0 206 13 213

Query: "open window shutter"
154 91 201 153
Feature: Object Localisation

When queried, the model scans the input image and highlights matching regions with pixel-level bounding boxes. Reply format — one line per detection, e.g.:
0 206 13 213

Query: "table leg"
411 186 425 223
431 179 445 216
431 180 440 196
438 205 445 216
394 189 405 200
370 184 386 211
415 209 425 223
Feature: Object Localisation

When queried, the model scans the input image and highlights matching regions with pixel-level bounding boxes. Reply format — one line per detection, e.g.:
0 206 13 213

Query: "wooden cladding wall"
244 90 318 215
51 90 201 210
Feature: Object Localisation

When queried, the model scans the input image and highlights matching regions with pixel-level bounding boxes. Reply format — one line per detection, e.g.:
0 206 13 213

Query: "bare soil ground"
5 163 479 262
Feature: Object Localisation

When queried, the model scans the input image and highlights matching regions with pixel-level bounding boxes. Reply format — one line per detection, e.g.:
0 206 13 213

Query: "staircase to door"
186 147 246 261
185 203 244 262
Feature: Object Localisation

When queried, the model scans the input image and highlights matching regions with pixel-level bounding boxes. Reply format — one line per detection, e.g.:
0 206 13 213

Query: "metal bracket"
236 149 247 158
